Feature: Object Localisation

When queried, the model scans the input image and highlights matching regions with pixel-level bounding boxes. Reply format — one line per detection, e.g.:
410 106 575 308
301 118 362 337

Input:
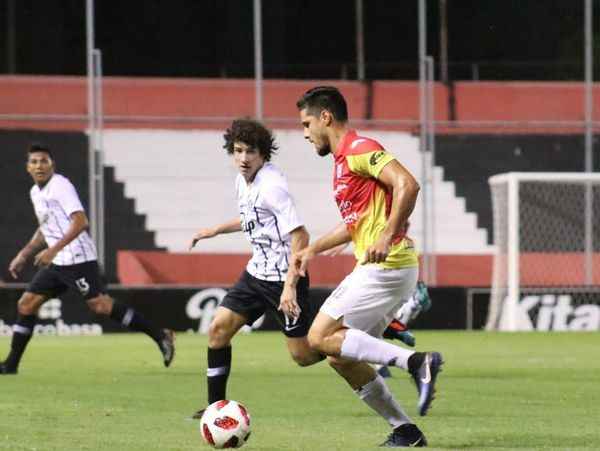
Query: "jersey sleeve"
263 184 304 236
346 150 396 179
53 177 85 217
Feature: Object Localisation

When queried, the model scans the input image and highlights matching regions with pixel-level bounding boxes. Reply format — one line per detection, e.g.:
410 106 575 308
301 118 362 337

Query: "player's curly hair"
223 118 278 162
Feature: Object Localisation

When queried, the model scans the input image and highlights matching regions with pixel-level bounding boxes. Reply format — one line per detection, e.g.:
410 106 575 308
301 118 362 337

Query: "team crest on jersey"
369 150 386 166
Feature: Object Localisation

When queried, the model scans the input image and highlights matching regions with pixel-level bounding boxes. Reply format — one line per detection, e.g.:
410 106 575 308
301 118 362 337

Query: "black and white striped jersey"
30 173 97 265
235 163 303 282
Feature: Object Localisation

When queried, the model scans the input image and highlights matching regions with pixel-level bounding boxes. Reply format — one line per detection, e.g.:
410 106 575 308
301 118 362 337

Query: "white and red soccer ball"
200 400 252 449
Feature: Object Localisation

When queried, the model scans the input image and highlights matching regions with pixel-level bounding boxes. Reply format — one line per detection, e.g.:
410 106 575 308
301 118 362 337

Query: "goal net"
487 172 600 331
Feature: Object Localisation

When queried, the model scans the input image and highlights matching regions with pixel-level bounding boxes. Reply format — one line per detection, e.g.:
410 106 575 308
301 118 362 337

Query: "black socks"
4 314 37 369
207 346 232 404
109 301 164 344
407 352 426 373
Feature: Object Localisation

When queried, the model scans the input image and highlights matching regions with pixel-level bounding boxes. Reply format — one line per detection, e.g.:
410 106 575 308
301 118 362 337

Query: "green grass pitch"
0 331 598 450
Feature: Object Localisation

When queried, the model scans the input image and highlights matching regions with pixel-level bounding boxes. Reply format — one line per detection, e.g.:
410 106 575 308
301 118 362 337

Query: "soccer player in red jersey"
294 86 443 447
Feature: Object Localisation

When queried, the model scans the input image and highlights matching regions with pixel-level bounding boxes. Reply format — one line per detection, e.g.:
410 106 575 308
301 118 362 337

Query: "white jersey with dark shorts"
221 163 312 336
28 173 102 300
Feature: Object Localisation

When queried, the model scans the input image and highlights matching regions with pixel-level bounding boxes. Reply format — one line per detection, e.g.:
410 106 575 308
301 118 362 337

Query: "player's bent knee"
17 300 36 315
17 293 46 315
294 357 315 367
286 336 323 366
291 349 321 367
208 321 236 347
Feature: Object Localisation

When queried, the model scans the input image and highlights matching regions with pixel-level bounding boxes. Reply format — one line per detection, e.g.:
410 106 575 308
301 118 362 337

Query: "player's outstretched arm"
9 229 46 278
188 217 242 250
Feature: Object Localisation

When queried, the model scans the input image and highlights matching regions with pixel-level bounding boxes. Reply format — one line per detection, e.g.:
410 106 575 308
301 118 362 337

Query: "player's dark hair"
223 118 278 162
27 142 53 160
296 86 348 122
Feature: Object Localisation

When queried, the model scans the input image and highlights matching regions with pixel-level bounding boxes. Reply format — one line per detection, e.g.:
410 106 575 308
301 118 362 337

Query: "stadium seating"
102 129 493 255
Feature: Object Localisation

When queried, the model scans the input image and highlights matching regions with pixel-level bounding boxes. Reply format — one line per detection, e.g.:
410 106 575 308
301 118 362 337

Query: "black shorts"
28 261 103 300
221 270 313 338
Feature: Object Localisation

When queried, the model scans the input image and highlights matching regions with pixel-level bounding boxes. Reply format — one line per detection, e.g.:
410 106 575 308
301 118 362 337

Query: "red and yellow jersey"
332 130 418 269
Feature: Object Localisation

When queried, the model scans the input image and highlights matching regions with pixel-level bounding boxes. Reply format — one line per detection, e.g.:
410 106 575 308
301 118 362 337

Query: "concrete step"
103 129 493 254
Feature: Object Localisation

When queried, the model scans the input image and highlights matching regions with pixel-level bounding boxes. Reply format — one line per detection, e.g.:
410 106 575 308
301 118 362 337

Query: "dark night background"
2 0 600 81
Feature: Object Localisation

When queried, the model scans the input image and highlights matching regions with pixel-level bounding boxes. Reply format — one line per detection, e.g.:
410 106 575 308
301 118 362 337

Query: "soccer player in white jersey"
0 143 175 375
188 118 323 419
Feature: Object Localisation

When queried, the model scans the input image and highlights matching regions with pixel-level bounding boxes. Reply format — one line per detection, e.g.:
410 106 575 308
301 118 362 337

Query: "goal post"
487 172 600 331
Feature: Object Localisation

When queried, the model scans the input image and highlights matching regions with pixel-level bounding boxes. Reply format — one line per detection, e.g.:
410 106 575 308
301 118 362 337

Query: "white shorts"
320 264 419 338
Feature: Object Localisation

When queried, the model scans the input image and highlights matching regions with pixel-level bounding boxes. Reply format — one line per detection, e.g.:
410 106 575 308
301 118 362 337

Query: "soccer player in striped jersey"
295 86 443 447
0 144 174 375
188 118 323 419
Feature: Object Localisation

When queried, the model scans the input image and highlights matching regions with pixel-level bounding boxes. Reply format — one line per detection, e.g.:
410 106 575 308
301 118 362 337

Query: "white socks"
356 375 411 428
340 328 414 370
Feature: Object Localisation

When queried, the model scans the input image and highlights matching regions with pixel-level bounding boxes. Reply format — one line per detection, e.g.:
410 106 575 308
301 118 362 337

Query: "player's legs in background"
382 319 416 346
0 292 47 374
383 281 433 344
378 281 433 377
396 281 432 326
87 294 175 367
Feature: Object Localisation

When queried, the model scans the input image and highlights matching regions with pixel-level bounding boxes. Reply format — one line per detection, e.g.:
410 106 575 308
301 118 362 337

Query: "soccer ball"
199 400 252 449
